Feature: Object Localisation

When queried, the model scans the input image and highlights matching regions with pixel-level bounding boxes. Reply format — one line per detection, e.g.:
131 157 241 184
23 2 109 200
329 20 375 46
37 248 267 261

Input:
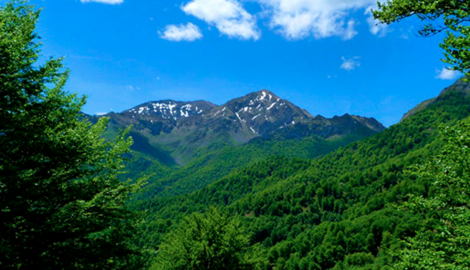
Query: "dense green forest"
137 130 373 199
2 0 470 269
133 84 470 269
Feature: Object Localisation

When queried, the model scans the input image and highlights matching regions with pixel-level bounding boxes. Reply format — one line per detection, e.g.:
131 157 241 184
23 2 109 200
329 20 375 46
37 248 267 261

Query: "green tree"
151 207 267 270
373 0 470 75
393 118 470 269
0 1 145 269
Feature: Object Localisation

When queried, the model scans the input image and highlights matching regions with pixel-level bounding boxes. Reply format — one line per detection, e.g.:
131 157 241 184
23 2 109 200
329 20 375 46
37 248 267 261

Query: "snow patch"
260 91 266 101
235 112 242 122
151 102 178 116
267 102 277 110
181 110 189 117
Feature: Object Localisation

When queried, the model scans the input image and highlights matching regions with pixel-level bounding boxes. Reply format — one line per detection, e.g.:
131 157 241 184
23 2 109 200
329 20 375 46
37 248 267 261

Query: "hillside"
134 78 470 269
401 76 468 120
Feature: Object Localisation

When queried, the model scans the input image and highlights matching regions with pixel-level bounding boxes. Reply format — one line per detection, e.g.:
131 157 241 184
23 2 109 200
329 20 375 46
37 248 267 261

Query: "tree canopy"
0 1 144 269
151 207 267 270
373 0 470 75
393 118 470 269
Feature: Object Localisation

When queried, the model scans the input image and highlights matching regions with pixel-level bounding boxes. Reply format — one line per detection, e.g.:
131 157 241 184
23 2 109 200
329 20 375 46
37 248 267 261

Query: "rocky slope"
102 90 385 165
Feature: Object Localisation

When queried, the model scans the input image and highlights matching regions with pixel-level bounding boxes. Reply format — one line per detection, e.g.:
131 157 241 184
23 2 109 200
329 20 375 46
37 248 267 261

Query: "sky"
20 0 463 127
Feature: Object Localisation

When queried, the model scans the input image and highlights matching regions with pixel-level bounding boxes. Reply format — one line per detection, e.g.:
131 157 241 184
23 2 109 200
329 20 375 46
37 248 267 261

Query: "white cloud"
182 0 260 40
436 68 461 80
340 56 361 71
95 112 108 116
80 0 123 4
365 6 387 36
160 23 203 42
399 26 414 39
257 0 381 40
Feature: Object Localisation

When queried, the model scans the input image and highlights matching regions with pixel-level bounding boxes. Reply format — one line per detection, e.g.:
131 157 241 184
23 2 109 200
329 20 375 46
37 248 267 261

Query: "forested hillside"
134 77 470 269
137 127 376 199
113 103 384 199
4 0 470 269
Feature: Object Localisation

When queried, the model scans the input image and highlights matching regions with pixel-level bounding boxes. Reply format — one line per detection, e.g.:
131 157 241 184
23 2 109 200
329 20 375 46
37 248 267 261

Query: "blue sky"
23 0 462 126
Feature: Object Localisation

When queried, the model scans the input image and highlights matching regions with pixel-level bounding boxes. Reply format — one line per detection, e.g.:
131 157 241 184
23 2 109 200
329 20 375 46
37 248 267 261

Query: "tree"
393 118 470 269
0 1 144 269
151 207 267 270
373 0 470 75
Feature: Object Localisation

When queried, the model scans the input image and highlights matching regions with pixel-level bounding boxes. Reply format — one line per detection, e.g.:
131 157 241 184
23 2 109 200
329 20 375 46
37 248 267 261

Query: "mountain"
102 90 385 166
401 76 469 121
133 78 470 269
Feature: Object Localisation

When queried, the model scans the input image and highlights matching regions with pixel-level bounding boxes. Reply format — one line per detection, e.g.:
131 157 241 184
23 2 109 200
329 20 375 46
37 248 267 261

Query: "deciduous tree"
374 0 470 75
0 1 144 269
394 118 470 269
151 207 267 270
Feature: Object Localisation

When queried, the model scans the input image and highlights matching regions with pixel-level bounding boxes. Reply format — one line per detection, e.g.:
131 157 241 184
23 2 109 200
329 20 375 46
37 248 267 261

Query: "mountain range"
98 90 385 166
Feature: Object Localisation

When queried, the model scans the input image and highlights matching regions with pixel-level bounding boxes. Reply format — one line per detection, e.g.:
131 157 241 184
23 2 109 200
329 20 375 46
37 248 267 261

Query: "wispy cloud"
95 112 108 116
256 0 381 40
365 6 387 37
125 85 141 91
436 68 461 80
160 23 203 42
340 56 361 71
182 0 260 40
80 0 123 4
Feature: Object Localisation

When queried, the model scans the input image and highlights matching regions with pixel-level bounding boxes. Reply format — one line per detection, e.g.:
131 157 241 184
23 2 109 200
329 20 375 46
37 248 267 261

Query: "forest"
1 0 470 269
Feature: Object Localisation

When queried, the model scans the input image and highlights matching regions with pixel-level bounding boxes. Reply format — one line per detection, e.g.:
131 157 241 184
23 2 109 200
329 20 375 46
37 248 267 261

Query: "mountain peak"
246 89 280 102
439 76 469 96
401 76 469 121
102 90 386 165
124 100 216 120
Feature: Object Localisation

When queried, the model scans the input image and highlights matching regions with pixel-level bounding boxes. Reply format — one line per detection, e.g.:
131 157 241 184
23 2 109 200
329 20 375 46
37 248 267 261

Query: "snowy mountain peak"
209 90 314 135
124 100 215 120
99 89 385 165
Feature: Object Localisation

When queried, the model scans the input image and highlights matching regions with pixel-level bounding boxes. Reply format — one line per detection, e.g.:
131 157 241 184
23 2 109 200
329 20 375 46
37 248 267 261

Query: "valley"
4 1 470 269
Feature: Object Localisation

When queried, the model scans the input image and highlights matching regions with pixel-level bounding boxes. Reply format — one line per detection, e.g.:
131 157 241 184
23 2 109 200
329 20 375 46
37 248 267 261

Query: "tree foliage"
151 207 267 270
0 1 144 269
373 0 470 75
393 118 470 269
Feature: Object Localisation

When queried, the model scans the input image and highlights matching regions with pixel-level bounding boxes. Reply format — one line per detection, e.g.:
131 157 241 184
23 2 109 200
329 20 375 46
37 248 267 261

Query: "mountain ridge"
401 76 469 121
98 89 385 165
